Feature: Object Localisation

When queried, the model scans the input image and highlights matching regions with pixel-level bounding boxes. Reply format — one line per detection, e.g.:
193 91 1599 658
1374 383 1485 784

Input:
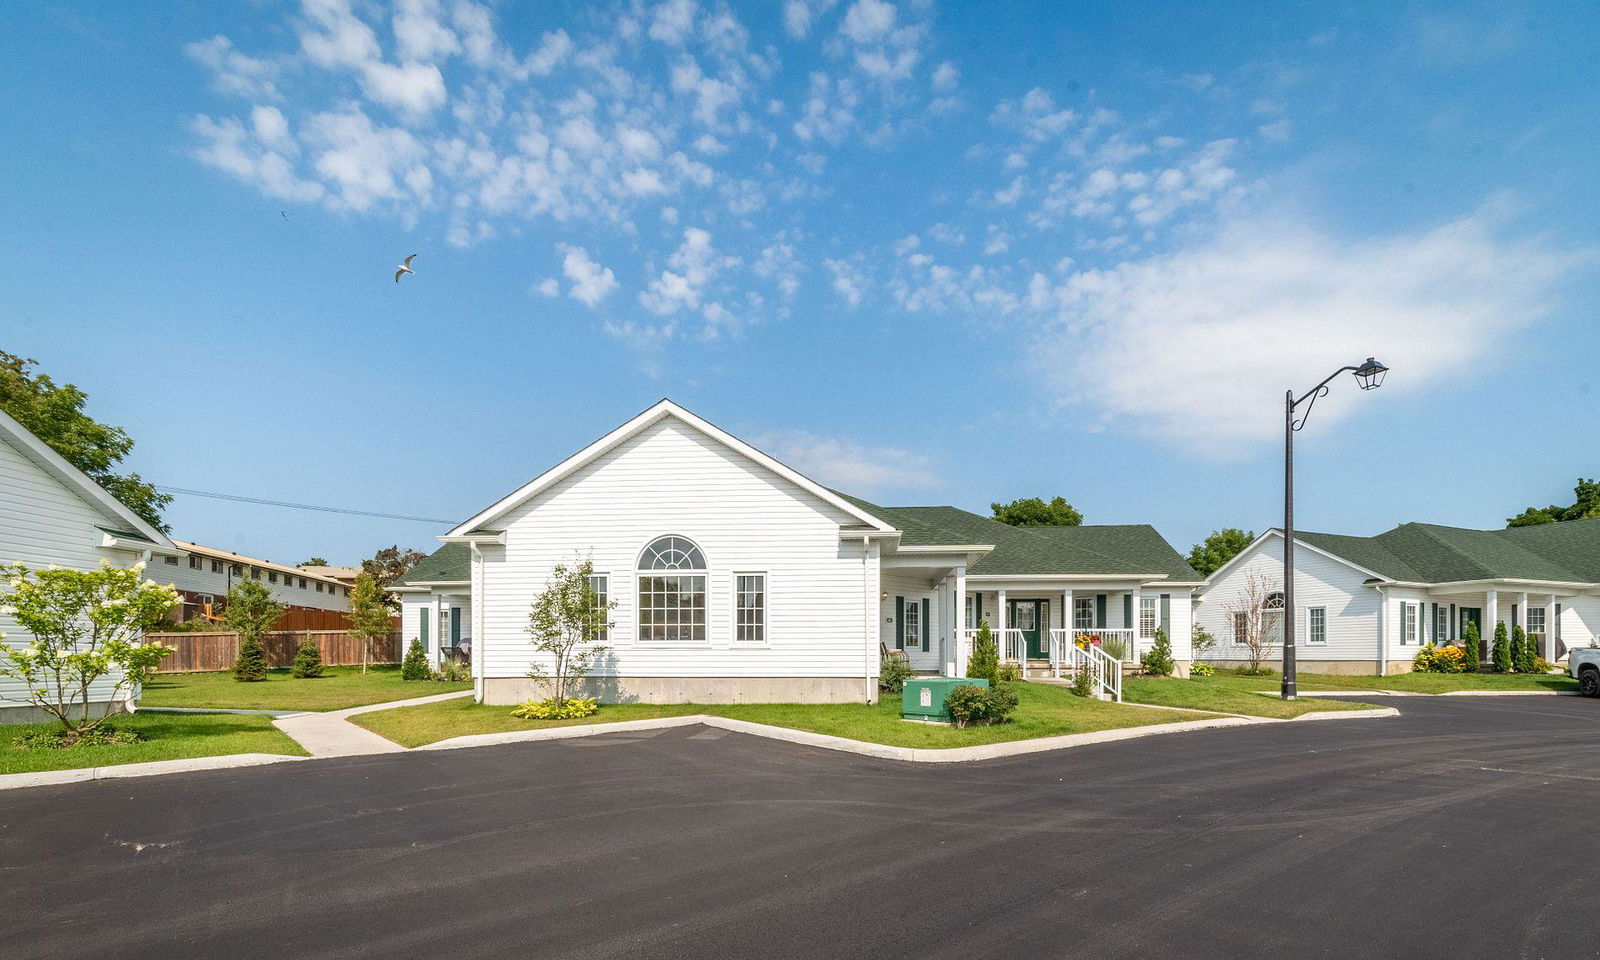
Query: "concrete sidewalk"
273 690 473 758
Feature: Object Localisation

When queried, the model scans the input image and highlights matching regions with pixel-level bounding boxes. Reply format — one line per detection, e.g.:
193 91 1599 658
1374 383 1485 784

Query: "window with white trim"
735 573 766 642
589 574 609 642
1074 597 1094 630
188 555 202 570
637 536 706 643
902 599 921 649
1139 597 1157 639
1232 612 1249 642
1434 605 1448 640
1400 603 1418 645
1526 606 1546 637
1307 606 1326 644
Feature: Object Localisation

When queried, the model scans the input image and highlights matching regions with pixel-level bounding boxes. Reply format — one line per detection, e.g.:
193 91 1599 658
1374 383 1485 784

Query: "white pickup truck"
1571 648 1600 697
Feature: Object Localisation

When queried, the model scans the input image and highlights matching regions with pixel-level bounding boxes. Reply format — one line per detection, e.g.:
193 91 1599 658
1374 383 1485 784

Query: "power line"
155 486 455 525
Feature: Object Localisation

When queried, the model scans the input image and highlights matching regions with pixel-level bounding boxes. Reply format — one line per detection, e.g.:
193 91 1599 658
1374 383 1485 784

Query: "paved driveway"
2 696 1597 959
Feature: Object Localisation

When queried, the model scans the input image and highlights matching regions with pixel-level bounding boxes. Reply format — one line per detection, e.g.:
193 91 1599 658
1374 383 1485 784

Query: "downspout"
1376 584 1388 676
470 542 485 703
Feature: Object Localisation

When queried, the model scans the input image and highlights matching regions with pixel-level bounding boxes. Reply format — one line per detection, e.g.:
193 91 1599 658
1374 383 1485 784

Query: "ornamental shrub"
401 638 431 681
944 684 1017 727
291 636 324 678
511 696 599 720
232 635 268 682
967 620 999 684
1070 665 1094 697
1412 643 1463 674
1141 628 1174 677
996 661 1022 683
1190 662 1215 677
433 658 471 682
1513 626 1536 673
1459 621 1481 672
1491 621 1512 673
879 651 912 694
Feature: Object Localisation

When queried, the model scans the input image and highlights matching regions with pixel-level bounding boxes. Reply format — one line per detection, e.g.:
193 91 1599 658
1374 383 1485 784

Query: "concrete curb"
1256 688 1577 699
1437 690 1578 697
1292 707 1400 722
0 753 302 792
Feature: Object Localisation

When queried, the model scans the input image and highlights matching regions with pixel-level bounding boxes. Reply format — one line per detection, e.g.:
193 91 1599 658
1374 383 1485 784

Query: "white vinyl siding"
476 417 872 680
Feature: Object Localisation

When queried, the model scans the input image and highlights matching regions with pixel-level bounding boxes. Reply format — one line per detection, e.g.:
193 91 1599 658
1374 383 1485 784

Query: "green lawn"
1194 670 1577 696
0 712 307 776
1122 676 1378 718
139 665 471 712
353 682 1211 749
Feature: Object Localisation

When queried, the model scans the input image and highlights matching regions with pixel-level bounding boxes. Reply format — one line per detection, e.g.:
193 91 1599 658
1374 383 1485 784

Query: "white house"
1196 522 1600 675
159 540 352 620
0 407 181 722
395 400 1203 705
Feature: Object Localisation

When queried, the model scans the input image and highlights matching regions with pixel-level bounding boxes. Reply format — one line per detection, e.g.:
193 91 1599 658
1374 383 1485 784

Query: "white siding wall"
399 592 472 660
881 572 941 671
1197 536 1383 665
0 435 144 713
156 557 350 612
477 418 873 681
1558 596 1600 655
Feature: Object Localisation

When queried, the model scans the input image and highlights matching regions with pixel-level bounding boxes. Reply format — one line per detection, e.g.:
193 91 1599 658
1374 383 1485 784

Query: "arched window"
637 536 707 643
1262 591 1286 610
1261 591 1286 644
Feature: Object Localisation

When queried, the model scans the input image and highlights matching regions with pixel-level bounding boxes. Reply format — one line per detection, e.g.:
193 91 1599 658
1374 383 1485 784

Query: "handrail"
961 628 1030 679
1053 631 1122 702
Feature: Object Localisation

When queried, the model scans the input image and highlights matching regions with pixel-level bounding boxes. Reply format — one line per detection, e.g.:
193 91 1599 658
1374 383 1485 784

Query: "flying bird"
280 210 292 220
394 254 417 283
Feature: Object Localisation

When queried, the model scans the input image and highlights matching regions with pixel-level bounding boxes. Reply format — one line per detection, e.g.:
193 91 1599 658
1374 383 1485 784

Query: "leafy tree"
0 562 177 737
1491 621 1512 673
361 545 428 609
348 572 393 675
1459 620 1480 672
966 620 999 683
291 636 324 678
1187 528 1256 578
224 580 282 681
1141 627 1175 677
401 637 431 680
0 351 171 532
1507 478 1600 527
298 557 330 568
526 557 614 705
990 496 1083 527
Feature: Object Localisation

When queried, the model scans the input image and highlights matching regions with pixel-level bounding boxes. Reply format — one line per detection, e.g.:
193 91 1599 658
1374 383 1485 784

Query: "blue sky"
3 0 1597 566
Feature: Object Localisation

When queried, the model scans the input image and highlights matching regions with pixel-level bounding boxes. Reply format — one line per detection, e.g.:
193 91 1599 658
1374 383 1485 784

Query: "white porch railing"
963 628 1030 679
1048 629 1122 701
1072 627 1138 664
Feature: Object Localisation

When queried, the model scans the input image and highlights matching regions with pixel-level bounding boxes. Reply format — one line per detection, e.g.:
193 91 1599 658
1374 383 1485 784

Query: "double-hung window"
1232 612 1249 642
1527 606 1546 637
1074 597 1094 630
1139 597 1157 639
1307 606 1327 644
588 574 610 642
638 536 707 643
735 573 766 643
1400 603 1417 645
902 599 921 649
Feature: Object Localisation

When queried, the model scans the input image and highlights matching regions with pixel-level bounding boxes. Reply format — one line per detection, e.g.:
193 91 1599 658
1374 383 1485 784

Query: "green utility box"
902 677 988 723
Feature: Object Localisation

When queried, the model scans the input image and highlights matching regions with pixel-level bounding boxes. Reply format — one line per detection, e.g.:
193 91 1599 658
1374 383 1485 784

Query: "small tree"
1459 620 1481 672
1491 621 1512 673
0 562 177 737
1141 627 1175 677
1191 625 1217 662
966 620 999 684
348 571 392 675
401 638 431 680
1221 569 1282 674
526 557 614 705
291 635 324 678
1512 625 1535 673
224 580 282 682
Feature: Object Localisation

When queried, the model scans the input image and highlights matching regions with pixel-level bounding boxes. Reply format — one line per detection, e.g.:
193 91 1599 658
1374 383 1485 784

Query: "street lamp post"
1282 358 1388 700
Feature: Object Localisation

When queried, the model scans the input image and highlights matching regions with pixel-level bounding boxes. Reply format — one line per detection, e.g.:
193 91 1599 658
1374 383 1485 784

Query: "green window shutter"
451 607 462 645
1159 594 1171 634
419 608 430 650
1123 594 1133 629
1096 594 1107 628
921 598 931 652
895 596 906 649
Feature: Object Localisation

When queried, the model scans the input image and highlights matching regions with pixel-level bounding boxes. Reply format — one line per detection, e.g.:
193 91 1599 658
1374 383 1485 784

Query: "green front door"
1009 599 1046 659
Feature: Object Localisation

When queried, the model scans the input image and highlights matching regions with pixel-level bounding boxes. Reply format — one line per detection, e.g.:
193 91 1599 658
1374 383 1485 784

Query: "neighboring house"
1196 522 1600 674
397 400 1203 705
0 407 180 722
298 564 361 589
161 540 352 620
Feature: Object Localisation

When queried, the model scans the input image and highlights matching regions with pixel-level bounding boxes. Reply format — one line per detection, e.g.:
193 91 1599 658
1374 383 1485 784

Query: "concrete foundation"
1203 659 1414 676
0 699 131 726
482 676 876 705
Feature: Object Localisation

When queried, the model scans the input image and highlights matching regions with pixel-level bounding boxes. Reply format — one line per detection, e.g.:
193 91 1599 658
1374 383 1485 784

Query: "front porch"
1411 586 1568 663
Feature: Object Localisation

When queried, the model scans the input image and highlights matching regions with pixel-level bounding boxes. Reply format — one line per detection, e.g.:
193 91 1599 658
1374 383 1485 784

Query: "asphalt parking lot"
2 695 1597 960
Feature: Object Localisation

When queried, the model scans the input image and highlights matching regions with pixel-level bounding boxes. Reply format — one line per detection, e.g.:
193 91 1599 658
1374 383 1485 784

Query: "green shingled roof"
393 541 470 585
833 491 1202 582
1297 516 1600 584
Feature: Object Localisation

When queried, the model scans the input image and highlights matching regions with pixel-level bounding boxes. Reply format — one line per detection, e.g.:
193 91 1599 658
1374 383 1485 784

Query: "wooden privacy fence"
146 631 403 673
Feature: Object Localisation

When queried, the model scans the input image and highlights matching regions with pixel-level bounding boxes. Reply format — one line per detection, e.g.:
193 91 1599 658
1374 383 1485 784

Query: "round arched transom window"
1262 591 1286 611
637 536 707 642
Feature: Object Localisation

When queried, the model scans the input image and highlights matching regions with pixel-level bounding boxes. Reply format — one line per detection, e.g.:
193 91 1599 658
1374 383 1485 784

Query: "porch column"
1547 593 1558 662
953 565 968 676
997 587 1009 660
1130 585 1143 657
1485 589 1499 664
434 595 446 666
1063 586 1074 641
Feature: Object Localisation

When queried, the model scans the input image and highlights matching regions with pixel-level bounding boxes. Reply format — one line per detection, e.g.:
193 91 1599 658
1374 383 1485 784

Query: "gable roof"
393 541 471 587
1295 517 1600 586
447 400 895 538
0 406 176 552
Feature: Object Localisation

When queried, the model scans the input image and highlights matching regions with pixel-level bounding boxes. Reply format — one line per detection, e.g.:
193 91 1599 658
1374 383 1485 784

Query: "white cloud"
302 106 430 211
558 244 619 307
931 60 958 91
639 227 739 324
754 429 940 494
839 0 896 44
1030 211 1586 447
392 0 460 62
648 0 698 45
190 114 325 202
185 35 281 101
1258 118 1292 142
824 257 867 306
536 277 560 296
